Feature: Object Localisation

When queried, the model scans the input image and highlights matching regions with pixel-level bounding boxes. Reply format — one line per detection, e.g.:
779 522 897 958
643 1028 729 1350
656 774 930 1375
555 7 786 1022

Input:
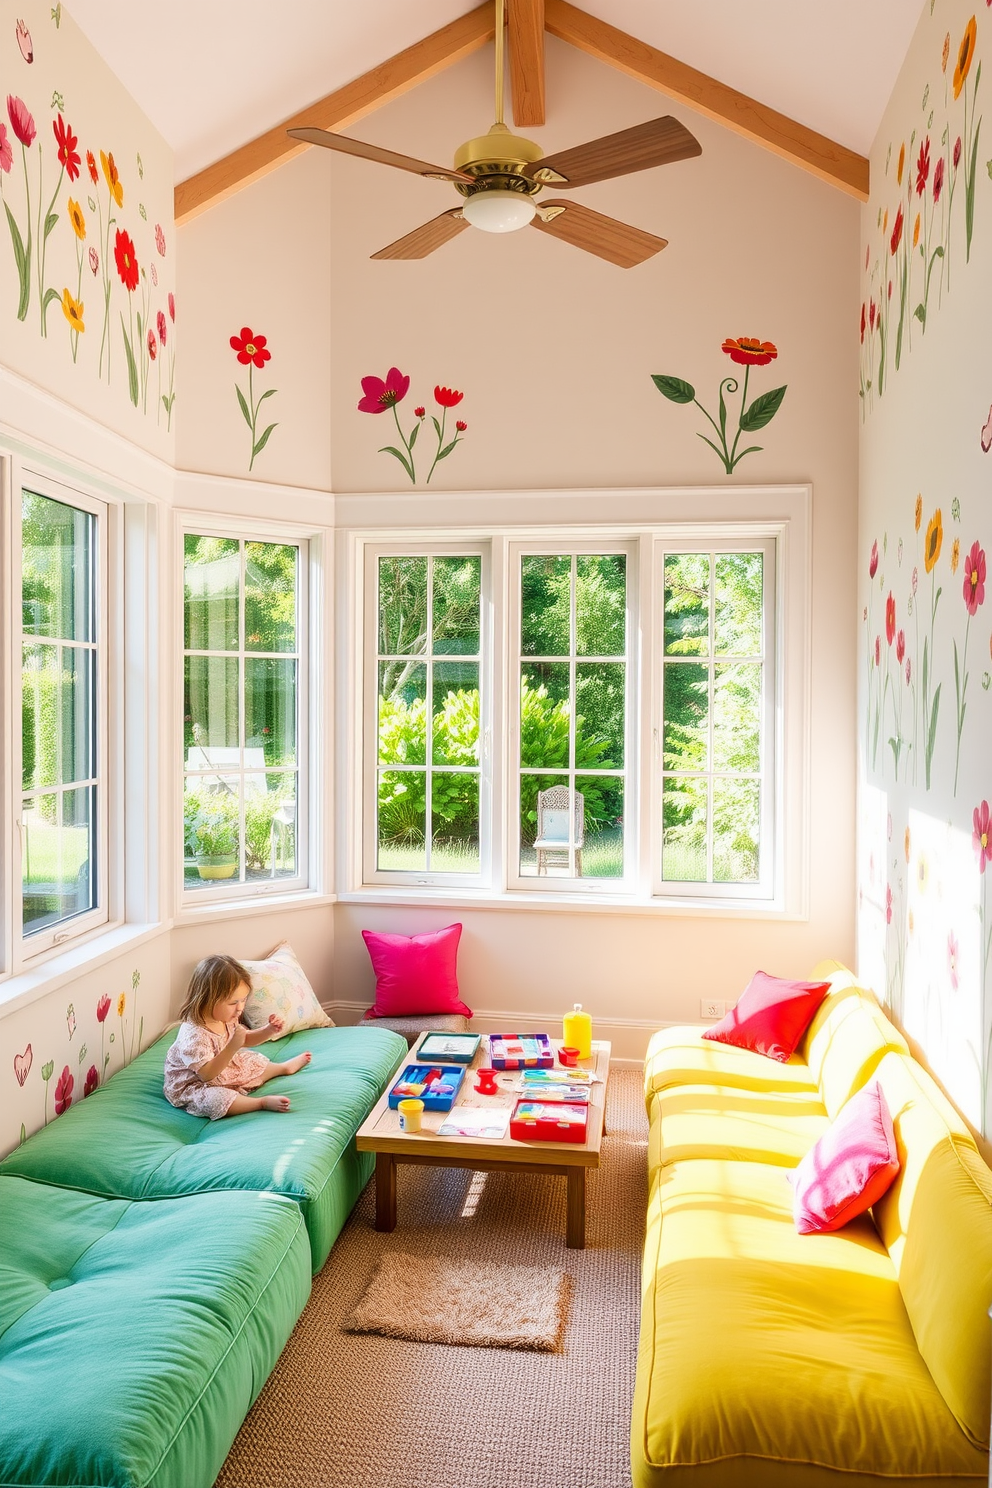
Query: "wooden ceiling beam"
544 0 869 201
175 4 495 225
508 0 546 128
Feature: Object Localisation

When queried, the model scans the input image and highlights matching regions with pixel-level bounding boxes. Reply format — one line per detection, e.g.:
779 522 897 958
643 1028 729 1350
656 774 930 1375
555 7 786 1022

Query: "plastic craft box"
387 1063 466 1112
509 1099 589 1143
488 1033 555 1070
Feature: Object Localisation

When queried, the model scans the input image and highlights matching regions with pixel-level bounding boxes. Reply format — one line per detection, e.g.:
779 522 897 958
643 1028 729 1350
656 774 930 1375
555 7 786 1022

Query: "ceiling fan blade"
530 201 667 268
288 127 473 184
526 115 701 188
371 210 470 261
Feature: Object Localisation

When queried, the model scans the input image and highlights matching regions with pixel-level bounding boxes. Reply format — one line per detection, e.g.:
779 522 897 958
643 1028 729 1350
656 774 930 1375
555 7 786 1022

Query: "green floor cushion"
0 1175 311 1488
0 1024 406 1272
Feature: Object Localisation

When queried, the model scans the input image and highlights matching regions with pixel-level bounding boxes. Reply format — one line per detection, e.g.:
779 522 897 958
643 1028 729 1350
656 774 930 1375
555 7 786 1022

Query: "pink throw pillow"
790 1080 900 1234
701 970 830 1063
361 924 472 1019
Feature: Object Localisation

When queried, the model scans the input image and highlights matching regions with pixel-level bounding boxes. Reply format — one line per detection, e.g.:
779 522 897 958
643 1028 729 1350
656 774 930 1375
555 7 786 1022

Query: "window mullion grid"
569 553 577 875
706 551 716 886
425 556 433 873
237 540 246 884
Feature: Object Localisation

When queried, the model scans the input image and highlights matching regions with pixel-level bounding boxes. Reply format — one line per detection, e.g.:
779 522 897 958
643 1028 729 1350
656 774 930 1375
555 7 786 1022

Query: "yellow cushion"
632 1155 989 1486
871 1051 992 1451
801 982 908 1117
648 1082 828 1170
644 1027 817 1109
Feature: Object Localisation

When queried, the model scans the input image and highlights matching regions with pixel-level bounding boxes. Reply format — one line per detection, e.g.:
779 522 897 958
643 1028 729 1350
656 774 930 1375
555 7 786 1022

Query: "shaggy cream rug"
345 1252 569 1351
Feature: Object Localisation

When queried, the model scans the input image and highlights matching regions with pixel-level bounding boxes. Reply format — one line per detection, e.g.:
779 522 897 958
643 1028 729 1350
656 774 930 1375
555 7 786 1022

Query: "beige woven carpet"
217 1067 647 1488
346 1252 569 1350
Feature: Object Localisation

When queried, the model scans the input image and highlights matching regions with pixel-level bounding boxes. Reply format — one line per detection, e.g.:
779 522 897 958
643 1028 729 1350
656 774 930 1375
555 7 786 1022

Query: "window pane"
433 557 480 654
521 555 570 656
521 664 570 767
246 773 297 881
184 656 239 757
712 663 761 774
22 493 94 641
715 553 762 656
184 777 241 889
22 786 96 933
378 770 426 870
519 772 568 876
664 554 709 656
24 645 94 790
432 663 478 766
576 555 625 656
576 775 624 878
662 777 708 881
663 662 709 770
184 534 239 651
576 662 624 768
378 556 427 655
713 778 760 882
432 773 479 873
378 662 426 765
246 658 296 767
245 542 297 653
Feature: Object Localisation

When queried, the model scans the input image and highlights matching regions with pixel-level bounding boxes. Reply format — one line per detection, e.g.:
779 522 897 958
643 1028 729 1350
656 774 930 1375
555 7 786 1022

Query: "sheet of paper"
438 1106 511 1139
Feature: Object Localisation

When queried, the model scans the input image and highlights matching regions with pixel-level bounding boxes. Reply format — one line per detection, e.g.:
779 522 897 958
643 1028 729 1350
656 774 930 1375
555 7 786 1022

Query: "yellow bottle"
563 1002 593 1059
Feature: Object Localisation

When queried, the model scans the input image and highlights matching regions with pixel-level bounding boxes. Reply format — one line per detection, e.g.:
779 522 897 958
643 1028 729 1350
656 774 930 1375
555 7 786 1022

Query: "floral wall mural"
859 0 992 1135
0 1 175 457
357 368 468 485
651 335 788 474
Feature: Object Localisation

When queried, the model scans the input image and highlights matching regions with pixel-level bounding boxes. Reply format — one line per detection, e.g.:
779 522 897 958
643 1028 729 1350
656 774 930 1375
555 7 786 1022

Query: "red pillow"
361 924 472 1019
701 970 830 1062
789 1080 900 1234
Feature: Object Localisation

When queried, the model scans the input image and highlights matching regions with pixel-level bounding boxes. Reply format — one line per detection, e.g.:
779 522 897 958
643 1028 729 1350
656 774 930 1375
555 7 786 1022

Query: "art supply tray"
509 1099 589 1143
388 1063 466 1113
488 1033 555 1070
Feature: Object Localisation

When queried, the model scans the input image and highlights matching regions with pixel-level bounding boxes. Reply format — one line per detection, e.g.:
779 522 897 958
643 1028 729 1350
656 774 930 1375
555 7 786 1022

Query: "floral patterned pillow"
241 942 334 1034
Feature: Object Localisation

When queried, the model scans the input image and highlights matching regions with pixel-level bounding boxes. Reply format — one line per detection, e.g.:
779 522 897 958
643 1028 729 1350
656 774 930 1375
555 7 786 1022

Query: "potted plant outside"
190 800 239 880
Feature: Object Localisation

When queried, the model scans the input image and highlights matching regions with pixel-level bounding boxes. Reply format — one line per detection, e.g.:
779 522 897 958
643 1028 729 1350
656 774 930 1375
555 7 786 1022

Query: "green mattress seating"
0 1023 407 1272
0 1175 311 1488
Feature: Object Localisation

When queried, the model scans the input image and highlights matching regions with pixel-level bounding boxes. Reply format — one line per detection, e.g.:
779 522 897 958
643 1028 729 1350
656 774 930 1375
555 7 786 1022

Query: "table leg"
375 1153 397 1232
566 1167 586 1249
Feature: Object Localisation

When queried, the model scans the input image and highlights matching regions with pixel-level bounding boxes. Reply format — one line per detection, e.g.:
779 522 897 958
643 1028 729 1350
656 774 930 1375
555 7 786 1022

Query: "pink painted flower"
83 1065 99 1098
168 291 175 322
869 539 878 578
54 1065 74 1115
947 932 960 991
874 635 881 667
147 327 157 360
0 121 11 174
911 566 919 595
230 326 270 368
974 800 992 872
886 884 893 924
6 94 35 148
96 994 111 1022
88 245 98 274
885 593 896 645
860 303 866 343
963 540 986 614
896 629 905 663
15 18 32 62
157 308 167 345
905 656 911 684
933 155 945 203
149 262 158 287
954 136 963 169
154 222 166 256
358 367 409 413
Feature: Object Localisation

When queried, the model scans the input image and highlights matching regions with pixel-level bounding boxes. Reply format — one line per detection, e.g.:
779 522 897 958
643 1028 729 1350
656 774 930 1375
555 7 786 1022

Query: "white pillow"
241 942 334 1033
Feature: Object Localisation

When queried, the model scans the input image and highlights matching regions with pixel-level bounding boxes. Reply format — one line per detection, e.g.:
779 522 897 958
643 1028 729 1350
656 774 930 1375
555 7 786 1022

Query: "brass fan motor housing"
452 123 545 200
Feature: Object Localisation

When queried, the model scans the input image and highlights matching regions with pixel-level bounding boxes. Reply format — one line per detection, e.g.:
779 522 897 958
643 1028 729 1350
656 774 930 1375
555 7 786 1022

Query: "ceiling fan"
288 0 701 267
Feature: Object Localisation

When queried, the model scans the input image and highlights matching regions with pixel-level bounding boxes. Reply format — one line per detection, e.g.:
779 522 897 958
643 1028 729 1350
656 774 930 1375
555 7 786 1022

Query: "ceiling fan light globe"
462 190 536 234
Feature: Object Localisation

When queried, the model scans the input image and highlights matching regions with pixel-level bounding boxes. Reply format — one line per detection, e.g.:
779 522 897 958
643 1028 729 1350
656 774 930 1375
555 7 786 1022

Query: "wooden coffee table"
356 1036 611 1249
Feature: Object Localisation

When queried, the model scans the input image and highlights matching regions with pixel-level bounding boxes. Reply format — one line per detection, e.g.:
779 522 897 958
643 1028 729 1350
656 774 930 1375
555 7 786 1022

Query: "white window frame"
4 465 117 969
363 542 491 888
178 518 311 907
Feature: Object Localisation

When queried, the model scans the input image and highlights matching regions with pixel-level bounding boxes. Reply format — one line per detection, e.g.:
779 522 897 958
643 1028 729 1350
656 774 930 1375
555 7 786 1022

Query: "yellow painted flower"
913 213 921 247
117 992 126 1017
943 32 951 73
908 908 915 935
951 537 960 573
897 143 905 186
915 494 922 531
904 826 911 863
953 16 977 100
883 208 889 234
924 509 943 573
67 198 85 240
61 289 84 333
100 149 124 208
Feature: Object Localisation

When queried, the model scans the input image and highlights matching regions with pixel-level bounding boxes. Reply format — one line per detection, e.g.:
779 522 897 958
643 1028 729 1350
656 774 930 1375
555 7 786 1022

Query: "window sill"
173 889 337 927
338 887 801 920
0 922 166 1017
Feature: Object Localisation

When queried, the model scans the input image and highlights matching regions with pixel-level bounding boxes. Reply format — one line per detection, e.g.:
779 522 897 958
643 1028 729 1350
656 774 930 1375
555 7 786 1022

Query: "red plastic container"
509 1099 589 1143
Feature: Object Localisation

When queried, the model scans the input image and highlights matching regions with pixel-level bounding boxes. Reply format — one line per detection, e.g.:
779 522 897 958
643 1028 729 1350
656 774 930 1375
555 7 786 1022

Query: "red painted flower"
974 800 992 872
114 228 138 291
54 1065 74 1115
916 137 930 196
168 291 175 322
230 327 271 368
414 406 425 418
860 303 866 343
53 113 80 181
885 592 896 644
96 994 111 1022
434 384 464 407
88 245 98 274
6 94 35 147
86 148 98 183
869 300 877 332
456 419 467 432
954 135 963 169
154 222 166 256
895 629 905 663
963 540 986 614
874 635 881 667
890 204 904 255
0 122 11 174
147 327 157 360
357 367 409 413
869 539 878 578
157 308 167 346
933 155 945 203
721 337 777 366
83 1065 99 1098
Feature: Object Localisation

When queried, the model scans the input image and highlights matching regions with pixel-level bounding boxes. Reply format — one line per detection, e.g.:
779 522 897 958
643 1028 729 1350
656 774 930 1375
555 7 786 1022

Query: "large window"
182 533 307 899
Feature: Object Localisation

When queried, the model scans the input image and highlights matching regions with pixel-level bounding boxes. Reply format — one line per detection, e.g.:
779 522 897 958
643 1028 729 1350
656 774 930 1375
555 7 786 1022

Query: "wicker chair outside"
534 785 584 876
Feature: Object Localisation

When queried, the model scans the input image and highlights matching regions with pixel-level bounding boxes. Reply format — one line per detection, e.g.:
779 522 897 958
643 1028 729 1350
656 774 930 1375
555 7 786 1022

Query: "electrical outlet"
700 999 727 1019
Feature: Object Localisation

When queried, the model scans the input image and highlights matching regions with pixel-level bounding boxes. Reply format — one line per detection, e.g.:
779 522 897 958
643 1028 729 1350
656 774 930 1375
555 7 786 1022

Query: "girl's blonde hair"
179 954 251 1026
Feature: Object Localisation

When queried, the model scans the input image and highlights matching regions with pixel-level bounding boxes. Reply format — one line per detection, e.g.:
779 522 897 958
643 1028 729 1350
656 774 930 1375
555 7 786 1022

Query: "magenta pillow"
789 1080 900 1234
701 970 830 1063
361 924 472 1019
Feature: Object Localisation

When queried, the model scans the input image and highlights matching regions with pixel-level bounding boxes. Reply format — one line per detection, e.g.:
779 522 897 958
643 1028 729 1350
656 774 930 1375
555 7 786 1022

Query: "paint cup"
397 1098 424 1133
475 1067 499 1095
559 1046 581 1067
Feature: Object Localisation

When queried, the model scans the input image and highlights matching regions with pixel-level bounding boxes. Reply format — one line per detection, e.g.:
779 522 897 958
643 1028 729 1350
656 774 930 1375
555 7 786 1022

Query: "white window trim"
176 513 312 909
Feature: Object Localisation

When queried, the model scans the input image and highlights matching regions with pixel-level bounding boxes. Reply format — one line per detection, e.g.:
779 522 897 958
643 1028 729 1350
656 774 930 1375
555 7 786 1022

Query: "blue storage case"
388 1063 466 1112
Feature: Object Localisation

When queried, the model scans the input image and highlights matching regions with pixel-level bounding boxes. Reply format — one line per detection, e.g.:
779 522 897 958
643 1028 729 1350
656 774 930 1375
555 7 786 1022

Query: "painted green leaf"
41 1061 54 1081
408 420 419 450
235 383 252 429
966 116 982 261
378 445 415 482
44 210 59 241
436 438 458 460
120 315 139 406
651 374 695 403
431 417 442 440
914 303 926 324
255 387 276 406
252 422 278 458
4 201 31 320
87 194 96 212
740 385 787 432
78 1043 87 1064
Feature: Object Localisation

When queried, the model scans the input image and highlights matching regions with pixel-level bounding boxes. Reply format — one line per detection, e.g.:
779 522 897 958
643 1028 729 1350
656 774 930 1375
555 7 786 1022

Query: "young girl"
164 954 312 1119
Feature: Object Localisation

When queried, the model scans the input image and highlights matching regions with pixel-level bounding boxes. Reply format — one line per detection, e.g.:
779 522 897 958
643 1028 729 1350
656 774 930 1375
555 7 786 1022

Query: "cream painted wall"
170 905 334 1023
